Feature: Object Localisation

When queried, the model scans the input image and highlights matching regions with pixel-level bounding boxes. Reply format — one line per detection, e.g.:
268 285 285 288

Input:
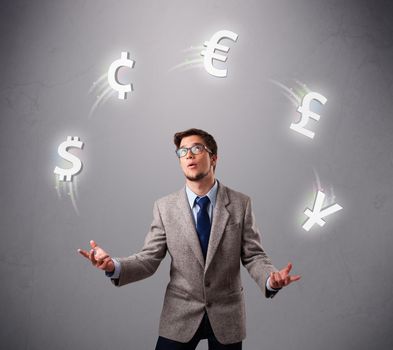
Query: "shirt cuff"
266 276 281 292
105 258 121 279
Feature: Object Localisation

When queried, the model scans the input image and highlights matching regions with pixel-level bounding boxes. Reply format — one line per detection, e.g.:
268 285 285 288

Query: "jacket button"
206 302 211 307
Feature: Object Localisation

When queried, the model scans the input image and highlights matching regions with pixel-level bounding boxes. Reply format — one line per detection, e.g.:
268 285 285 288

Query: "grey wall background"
1 0 393 349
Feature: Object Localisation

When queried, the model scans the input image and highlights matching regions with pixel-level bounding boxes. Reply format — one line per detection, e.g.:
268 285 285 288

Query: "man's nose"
185 149 194 158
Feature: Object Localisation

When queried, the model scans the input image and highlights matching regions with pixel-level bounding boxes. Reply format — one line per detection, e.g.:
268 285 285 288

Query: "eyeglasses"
175 143 212 158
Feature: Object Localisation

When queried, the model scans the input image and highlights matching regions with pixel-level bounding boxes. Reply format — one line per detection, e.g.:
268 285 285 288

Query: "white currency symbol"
201 30 238 78
53 136 84 182
302 190 342 231
108 51 135 99
290 91 327 139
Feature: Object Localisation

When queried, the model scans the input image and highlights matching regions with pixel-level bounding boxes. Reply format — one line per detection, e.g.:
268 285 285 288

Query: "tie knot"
196 196 210 210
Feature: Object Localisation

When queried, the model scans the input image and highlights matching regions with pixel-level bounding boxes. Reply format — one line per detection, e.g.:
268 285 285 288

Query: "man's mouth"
187 163 197 169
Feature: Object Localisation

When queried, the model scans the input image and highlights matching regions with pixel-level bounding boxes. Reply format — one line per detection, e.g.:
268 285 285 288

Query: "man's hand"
77 240 115 273
269 262 301 290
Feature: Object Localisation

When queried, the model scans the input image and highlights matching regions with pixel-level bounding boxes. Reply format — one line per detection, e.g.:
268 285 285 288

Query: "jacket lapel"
204 181 230 272
175 187 205 269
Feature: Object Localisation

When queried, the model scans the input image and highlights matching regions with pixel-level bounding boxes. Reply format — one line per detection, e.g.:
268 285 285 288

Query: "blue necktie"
196 196 211 260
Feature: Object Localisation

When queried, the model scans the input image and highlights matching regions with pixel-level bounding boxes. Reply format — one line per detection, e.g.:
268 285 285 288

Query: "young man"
78 128 301 349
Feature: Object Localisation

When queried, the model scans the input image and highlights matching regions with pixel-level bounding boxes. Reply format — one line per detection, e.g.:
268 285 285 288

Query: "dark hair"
174 128 218 155
174 128 218 171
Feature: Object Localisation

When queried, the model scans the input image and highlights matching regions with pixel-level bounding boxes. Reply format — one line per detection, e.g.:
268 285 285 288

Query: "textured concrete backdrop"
1 1 393 349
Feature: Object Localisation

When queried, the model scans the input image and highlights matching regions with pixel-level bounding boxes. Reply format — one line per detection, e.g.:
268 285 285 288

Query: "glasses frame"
175 143 213 158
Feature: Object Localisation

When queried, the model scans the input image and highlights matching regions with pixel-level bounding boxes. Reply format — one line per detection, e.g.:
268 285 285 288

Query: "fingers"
275 271 285 288
77 248 98 265
90 240 98 249
78 241 113 272
77 249 90 260
270 272 280 289
290 274 301 282
280 262 292 276
96 254 110 266
270 269 300 289
89 249 97 265
97 256 113 271
284 275 291 286
96 256 109 268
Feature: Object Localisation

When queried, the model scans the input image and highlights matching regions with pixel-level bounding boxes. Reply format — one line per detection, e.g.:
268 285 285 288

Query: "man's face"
178 135 217 182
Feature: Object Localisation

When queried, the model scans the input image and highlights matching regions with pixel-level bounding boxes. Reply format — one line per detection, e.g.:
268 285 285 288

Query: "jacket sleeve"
240 197 279 298
109 200 167 287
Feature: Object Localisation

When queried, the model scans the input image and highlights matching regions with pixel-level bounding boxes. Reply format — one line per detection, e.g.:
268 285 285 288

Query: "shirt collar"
185 179 218 209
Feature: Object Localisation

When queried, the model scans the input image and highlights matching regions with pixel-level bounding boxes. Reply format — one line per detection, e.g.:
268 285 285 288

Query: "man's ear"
211 154 218 165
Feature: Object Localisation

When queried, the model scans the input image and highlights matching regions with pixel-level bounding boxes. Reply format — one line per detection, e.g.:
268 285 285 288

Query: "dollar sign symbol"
108 51 135 99
53 136 84 182
201 30 238 78
290 92 327 139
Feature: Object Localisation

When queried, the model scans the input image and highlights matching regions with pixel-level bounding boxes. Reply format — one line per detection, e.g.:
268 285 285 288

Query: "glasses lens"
191 144 203 155
177 148 187 158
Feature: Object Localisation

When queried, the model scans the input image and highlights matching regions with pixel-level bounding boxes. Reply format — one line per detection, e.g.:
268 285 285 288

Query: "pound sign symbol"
290 91 327 139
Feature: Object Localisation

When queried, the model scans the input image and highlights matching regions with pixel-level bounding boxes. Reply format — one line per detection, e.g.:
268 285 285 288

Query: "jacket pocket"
167 285 189 300
218 286 244 303
225 222 241 230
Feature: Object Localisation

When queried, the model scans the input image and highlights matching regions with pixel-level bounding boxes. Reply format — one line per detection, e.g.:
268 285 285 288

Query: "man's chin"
185 171 208 182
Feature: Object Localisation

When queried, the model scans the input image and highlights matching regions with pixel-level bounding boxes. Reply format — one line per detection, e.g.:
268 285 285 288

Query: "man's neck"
186 175 216 196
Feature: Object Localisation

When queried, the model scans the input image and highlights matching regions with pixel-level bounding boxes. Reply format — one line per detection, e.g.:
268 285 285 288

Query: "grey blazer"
110 180 279 344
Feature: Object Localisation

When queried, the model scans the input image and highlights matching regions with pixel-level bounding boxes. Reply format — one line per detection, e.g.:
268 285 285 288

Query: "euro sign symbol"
53 136 84 182
290 91 327 139
201 30 238 78
302 190 342 231
108 51 135 100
